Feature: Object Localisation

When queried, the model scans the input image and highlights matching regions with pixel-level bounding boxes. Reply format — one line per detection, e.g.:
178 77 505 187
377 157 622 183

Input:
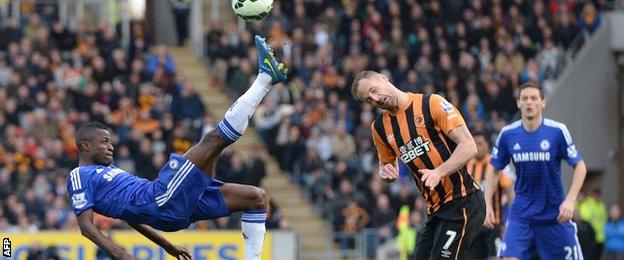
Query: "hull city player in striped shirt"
351 71 485 259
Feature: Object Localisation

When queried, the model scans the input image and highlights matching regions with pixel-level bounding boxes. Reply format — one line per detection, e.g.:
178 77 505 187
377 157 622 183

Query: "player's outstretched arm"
128 223 191 259
558 160 587 223
76 209 135 260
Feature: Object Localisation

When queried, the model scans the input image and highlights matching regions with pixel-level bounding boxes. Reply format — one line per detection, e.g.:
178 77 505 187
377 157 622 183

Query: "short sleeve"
371 121 396 165
429 94 466 134
558 124 582 166
67 168 94 216
490 132 510 170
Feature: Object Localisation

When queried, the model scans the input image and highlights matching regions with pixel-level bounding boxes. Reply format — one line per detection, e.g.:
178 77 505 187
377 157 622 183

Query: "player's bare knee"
251 187 268 209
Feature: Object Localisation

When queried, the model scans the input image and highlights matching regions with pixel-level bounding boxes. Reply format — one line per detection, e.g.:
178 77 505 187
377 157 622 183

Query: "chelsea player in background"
484 83 587 260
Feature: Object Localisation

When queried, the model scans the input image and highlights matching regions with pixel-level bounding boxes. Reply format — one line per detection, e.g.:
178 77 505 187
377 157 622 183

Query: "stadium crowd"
0 9 282 241
0 0 623 258
204 0 622 256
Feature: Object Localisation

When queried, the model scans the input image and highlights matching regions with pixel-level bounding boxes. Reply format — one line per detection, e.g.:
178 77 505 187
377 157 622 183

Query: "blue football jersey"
490 118 582 223
67 164 160 224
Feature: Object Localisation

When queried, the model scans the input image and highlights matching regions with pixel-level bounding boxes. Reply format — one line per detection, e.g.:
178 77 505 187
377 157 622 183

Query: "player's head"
609 204 621 221
76 121 114 165
591 188 602 199
517 82 545 120
472 130 489 159
351 70 401 111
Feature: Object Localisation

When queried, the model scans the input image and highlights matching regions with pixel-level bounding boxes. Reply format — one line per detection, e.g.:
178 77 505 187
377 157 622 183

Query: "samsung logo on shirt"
103 168 125 181
512 152 551 163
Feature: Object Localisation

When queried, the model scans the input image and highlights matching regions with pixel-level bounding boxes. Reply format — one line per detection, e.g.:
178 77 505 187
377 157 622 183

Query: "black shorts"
469 225 502 259
415 190 486 260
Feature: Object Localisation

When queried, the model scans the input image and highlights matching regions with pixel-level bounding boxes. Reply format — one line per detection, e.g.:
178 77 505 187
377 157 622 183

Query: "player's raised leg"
182 35 287 175
182 35 286 260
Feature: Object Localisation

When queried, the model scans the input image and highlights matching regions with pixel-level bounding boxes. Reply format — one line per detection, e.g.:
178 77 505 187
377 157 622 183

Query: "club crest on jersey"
414 114 425 127
540 140 550 151
399 136 431 163
72 192 87 209
440 99 454 113
169 159 180 170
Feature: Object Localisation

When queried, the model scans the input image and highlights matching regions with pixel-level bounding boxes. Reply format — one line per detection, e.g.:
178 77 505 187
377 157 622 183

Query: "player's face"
474 135 489 158
84 129 114 165
517 87 545 119
357 75 399 111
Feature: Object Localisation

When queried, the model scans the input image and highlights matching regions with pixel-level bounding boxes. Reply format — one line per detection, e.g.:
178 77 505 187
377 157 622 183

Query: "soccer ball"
231 0 273 22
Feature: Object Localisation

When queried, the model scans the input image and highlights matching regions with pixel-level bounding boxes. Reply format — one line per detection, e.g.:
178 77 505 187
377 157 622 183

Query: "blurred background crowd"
1 0 624 258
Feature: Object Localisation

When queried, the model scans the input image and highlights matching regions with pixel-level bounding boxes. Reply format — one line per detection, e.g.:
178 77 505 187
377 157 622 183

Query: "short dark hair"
350 70 378 100
519 82 544 99
76 121 111 151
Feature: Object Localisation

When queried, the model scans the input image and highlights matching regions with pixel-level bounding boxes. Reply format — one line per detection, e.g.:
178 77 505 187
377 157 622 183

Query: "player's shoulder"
494 120 522 146
542 118 569 132
426 93 448 107
500 120 523 136
428 93 442 99
68 166 92 191
76 164 109 174
68 164 111 182
542 118 573 140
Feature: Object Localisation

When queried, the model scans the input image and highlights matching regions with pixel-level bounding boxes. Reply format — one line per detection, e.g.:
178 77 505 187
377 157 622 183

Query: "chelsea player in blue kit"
484 83 587 260
67 36 287 260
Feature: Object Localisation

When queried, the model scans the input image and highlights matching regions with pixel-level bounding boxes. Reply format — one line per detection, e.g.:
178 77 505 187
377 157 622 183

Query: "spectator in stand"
146 45 176 76
580 189 609 259
605 204 624 260
578 2 601 38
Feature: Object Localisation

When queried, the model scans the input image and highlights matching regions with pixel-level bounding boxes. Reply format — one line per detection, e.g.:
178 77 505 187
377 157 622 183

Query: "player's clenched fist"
379 163 398 182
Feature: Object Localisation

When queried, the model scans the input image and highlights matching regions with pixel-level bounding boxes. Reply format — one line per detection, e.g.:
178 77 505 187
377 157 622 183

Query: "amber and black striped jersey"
467 154 512 223
371 93 480 214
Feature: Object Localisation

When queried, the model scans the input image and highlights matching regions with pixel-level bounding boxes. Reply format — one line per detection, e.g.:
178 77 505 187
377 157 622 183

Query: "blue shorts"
150 154 229 231
499 219 583 260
